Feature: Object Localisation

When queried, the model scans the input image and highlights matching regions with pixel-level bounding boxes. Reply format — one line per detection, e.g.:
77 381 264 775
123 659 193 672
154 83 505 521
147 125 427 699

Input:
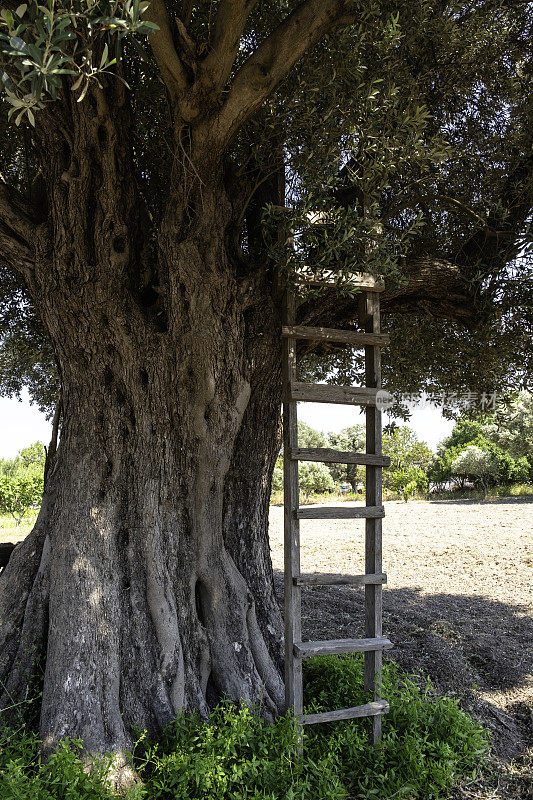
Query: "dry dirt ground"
269 498 533 799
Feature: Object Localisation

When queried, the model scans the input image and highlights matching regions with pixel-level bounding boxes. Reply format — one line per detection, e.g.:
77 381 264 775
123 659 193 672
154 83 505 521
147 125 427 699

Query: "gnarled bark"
0 96 284 758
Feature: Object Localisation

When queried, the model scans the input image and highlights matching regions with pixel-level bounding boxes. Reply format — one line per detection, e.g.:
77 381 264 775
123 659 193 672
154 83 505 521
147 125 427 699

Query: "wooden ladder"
282 274 392 743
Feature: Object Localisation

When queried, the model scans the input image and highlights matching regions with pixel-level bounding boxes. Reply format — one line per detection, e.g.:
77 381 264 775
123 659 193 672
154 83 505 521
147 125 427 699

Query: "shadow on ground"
273 573 532 762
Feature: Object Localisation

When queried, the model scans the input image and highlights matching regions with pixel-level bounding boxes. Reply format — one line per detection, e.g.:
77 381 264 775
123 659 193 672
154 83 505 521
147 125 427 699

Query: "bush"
298 462 334 499
390 466 428 500
0 473 43 524
0 657 489 800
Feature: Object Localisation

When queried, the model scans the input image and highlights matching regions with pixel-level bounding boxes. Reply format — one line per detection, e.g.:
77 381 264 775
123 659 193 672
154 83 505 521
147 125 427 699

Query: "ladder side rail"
282 290 303 723
361 290 384 745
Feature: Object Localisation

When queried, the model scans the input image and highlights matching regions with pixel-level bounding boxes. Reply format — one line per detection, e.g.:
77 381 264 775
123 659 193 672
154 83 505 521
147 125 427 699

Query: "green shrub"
0 473 43 525
0 657 489 800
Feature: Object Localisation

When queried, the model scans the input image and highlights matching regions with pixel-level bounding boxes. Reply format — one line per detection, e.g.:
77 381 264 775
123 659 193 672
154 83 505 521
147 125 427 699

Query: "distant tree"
390 466 428 500
272 423 331 497
382 426 432 492
271 457 283 494
430 411 531 491
15 441 46 472
0 473 43 524
0 441 45 479
327 425 366 492
483 392 533 479
297 422 327 450
451 446 499 498
298 462 334 501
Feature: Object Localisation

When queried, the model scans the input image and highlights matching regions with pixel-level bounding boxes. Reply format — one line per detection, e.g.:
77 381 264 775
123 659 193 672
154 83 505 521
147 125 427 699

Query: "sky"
0 390 454 459
298 401 453 449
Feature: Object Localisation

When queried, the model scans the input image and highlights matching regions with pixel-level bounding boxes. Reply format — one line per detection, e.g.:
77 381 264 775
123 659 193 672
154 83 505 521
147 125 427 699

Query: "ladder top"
282 325 389 347
293 269 385 292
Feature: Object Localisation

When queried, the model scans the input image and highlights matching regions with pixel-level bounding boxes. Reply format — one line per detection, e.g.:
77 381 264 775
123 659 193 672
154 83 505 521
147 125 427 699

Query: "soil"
269 497 533 799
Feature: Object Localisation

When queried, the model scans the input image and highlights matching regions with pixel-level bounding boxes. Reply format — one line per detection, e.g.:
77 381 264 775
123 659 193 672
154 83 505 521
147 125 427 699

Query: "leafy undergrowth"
0 657 489 800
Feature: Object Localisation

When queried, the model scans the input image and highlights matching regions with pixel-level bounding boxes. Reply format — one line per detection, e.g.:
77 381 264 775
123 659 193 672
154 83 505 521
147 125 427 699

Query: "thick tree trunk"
0 106 285 764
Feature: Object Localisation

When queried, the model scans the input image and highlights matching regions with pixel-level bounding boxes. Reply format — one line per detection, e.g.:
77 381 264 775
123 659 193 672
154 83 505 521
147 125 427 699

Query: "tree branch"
299 257 483 331
143 0 189 103
212 0 355 146
178 0 194 26
200 0 260 91
0 178 36 274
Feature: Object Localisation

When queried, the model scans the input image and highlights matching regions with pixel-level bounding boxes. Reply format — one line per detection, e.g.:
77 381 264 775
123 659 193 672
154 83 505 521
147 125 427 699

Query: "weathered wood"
290 447 390 466
290 382 379 406
282 291 304 723
0 542 16 569
294 269 385 292
301 700 389 726
296 505 384 520
282 325 389 347
294 637 392 658
360 290 386 745
293 572 387 587
281 282 389 747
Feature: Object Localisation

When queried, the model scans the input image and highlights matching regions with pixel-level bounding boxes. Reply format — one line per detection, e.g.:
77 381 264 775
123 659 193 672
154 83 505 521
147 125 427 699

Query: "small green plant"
0 657 489 800
401 479 417 502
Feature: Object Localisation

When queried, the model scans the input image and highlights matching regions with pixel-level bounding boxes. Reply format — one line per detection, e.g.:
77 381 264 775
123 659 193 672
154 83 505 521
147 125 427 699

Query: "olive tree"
0 0 531 779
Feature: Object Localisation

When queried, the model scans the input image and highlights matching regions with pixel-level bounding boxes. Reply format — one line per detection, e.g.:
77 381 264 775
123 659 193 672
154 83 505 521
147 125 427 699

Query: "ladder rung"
294 572 387 587
290 447 390 467
294 637 392 658
301 700 389 726
289 382 381 406
282 325 389 347
296 505 384 520
294 270 385 292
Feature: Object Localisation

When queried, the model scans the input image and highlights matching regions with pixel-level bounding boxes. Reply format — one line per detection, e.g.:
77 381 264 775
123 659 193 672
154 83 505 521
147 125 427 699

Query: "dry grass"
0 510 38 544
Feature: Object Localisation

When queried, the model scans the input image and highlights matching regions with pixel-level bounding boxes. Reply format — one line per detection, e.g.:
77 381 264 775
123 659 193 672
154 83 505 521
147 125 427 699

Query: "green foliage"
297 422 327 450
327 425 365 490
383 427 432 494
0 471 43 523
390 466 427 501
298 461 334 500
0 440 45 523
0 2 530 410
0 440 46 478
0 657 489 800
0 0 158 125
272 424 331 499
271 456 283 494
451 445 499 496
483 392 533 478
429 402 532 490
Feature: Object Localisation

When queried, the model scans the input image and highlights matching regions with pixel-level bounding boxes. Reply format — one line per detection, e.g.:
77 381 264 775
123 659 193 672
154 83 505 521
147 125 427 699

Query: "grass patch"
0 509 38 543
0 657 489 800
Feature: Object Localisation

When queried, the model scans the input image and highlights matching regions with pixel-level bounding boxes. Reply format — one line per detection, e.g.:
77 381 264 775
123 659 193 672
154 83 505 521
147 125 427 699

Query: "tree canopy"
0 0 532 413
